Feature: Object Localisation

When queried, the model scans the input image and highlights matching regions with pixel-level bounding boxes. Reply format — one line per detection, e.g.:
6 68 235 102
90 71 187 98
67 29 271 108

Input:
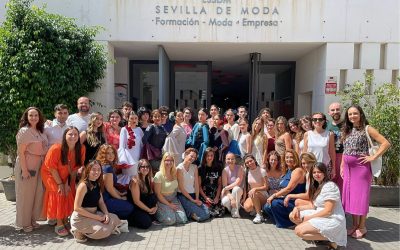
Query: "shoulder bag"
365 125 382 177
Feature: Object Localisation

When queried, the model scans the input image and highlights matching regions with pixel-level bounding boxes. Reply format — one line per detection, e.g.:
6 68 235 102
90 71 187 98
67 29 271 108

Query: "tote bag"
365 125 382 177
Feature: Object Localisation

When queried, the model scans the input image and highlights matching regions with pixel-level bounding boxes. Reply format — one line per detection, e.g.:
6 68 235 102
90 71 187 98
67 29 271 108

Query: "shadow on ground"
0 224 148 247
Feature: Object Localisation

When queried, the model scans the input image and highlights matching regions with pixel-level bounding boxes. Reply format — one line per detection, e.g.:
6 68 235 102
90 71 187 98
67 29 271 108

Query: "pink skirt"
342 155 372 216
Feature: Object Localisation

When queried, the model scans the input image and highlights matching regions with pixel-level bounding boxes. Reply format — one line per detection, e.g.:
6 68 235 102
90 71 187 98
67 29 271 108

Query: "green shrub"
0 0 107 167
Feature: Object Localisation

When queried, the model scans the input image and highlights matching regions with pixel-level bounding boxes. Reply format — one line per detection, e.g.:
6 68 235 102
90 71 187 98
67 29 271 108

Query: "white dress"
300 182 347 247
118 126 144 184
162 125 187 164
238 132 250 158
307 130 331 166
251 135 264 167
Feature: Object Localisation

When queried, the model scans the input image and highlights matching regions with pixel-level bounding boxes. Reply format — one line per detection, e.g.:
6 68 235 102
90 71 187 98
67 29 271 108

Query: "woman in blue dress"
186 108 209 165
263 149 306 228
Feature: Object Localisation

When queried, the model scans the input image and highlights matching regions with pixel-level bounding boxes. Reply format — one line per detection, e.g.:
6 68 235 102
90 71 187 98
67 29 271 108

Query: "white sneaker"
253 213 264 224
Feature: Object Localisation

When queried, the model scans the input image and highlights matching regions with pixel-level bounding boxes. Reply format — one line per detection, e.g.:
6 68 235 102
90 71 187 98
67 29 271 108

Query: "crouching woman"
70 161 122 243
290 163 346 249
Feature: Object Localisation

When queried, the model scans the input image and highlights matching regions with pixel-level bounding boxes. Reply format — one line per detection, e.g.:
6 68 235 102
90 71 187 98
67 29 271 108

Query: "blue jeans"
178 193 210 222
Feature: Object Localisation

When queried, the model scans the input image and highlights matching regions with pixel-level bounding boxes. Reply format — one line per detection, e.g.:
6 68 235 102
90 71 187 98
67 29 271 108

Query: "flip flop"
55 225 69 237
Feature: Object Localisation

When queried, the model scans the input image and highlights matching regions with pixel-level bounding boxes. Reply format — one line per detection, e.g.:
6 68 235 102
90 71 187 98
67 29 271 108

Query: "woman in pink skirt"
340 105 390 239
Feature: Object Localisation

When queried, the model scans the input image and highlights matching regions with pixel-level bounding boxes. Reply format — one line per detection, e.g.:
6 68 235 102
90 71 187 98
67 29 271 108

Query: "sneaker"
253 213 264 224
192 213 200 222
249 210 257 216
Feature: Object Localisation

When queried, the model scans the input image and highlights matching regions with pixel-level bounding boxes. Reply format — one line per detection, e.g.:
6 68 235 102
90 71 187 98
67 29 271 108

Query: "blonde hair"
159 152 177 180
300 152 317 166
251 117 265 145
86 112 104 147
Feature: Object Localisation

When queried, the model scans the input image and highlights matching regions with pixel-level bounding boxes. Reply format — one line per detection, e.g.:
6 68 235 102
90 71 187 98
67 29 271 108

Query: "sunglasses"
139 165 151 169
312 118 325 122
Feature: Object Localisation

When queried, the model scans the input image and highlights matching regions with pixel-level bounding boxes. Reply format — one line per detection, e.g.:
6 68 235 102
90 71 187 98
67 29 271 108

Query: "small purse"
365 125 382 177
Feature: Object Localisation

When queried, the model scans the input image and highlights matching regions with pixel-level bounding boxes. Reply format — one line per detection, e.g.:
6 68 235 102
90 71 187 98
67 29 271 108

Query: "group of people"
14 97 390 248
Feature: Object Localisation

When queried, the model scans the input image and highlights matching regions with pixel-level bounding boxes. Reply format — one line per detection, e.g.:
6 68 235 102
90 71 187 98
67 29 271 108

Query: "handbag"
141 143 161 161
365 125 382 177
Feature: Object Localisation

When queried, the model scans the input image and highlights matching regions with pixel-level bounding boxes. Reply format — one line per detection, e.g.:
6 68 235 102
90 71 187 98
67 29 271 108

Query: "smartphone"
21 169 36 178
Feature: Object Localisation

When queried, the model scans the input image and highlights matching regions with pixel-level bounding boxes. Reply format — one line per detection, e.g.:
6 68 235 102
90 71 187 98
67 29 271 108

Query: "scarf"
126 126 136 149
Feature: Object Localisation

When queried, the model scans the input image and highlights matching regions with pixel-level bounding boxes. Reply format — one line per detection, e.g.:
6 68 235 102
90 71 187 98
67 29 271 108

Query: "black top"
84 132 106 165
199 163 222 200
82 181 101 208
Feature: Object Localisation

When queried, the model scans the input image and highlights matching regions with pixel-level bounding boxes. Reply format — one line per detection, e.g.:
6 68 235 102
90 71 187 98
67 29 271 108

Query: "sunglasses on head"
312 118 324 122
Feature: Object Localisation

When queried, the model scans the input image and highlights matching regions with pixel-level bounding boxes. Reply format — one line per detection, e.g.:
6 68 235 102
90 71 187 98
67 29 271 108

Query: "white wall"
1 0 398 43
89 42 115 114
295 44 326 116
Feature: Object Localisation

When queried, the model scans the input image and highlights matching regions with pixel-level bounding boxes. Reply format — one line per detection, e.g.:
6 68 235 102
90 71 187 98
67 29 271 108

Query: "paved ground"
0 193 399 250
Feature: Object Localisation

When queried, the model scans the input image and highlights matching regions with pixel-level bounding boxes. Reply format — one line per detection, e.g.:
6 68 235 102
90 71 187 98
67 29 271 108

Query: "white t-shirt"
66 113 90 133
177 163 197 194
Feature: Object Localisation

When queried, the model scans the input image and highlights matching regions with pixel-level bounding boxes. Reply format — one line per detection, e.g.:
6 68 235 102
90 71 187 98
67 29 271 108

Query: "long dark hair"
341 105 369 141
80 160 104 193
266 150 281 171
199 148 220 182
243 153 260 192
308 162 329 201
61 126 82 165
136 159 153 194
19 107 45 133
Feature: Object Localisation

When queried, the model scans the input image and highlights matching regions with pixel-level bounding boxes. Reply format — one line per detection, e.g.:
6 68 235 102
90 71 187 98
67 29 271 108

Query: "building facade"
1 0 399 118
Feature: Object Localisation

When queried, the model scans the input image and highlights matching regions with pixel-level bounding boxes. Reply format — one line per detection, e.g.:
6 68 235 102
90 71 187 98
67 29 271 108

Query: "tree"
0 0 107 166
338 74 400 186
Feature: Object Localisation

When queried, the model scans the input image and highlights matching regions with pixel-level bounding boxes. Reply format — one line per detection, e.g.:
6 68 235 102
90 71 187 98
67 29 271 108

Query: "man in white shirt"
66 96 91 133
45 104 70 146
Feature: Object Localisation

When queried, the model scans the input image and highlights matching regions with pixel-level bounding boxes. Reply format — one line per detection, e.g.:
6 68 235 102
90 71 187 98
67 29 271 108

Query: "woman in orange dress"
42 126 85 236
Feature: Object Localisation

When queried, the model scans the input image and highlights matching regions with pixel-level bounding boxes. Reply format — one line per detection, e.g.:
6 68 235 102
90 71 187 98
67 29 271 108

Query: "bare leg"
295 222 328 241
348 214 360 235
358 215 367 229
243 198 254 213
251 192 268 214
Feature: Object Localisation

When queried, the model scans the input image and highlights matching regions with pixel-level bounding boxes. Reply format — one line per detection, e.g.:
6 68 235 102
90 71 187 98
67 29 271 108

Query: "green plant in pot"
0 0 107 201
337 74 400 205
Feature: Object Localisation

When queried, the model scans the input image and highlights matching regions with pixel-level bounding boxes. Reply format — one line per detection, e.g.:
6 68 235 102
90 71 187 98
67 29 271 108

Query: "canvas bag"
365 125 382 177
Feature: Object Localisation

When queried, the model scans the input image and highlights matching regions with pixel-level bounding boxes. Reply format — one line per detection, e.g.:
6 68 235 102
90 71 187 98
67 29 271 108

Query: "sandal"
31 221 40 229
73 232 87 243
23 226 33 233
347 226 357 236
352 228 367 239
327 242 338 249
54 225 69 237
